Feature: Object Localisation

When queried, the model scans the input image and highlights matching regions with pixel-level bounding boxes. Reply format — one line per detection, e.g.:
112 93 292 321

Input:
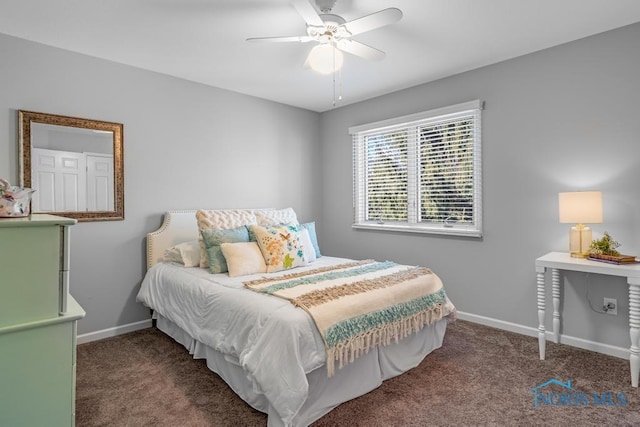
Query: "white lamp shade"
558 191 603 224
308 44 344 75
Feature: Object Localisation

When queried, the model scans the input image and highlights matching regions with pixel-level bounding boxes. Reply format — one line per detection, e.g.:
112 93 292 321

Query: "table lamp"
558 191 603 258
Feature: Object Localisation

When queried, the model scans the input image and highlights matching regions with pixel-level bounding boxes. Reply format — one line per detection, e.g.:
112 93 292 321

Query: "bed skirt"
155 313 448 427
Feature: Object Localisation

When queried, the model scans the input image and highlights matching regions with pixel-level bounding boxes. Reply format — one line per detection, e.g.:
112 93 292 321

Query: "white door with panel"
86 153 114 211
31 148 86 212
31 148 114 212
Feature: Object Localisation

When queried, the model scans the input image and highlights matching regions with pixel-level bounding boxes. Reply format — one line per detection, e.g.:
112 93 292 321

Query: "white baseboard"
77 319 153 344
77 312 629 361
456 311 629 360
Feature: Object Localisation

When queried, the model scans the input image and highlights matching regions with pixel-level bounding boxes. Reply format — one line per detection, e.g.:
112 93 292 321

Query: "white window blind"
350 100 483 237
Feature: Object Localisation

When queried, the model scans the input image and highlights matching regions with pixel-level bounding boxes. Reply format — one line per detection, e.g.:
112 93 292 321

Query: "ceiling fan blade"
343 8 403 36
247 36 315 43
336 39 385 60
303 50 312 69
291 0 325 27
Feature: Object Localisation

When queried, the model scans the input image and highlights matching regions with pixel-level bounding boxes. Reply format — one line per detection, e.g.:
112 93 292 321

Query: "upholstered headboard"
146 208 297 270
146 210 199 270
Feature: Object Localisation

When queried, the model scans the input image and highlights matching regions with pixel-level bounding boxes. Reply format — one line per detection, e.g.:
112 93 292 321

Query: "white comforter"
137 258 348 424
137 257 456 425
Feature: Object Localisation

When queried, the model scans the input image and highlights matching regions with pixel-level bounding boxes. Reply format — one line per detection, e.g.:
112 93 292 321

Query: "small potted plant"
589 232 636 264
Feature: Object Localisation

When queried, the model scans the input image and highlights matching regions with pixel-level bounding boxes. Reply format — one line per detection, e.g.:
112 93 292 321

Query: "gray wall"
0 33 321 335
1 22 639 351
320 23 640 349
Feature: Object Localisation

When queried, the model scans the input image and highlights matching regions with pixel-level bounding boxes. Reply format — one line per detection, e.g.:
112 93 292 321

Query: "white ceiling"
1 0 640 112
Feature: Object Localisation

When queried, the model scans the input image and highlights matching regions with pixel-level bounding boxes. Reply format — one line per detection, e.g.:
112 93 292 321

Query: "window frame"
350 100 483 238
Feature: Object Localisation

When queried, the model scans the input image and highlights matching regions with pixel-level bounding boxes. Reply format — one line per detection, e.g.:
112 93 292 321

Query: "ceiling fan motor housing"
307 14 350 41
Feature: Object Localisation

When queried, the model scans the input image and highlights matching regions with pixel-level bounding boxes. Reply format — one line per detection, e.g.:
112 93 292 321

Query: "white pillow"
255 208 298 226
298 228 316 263
163 240 201 267
220 242 267 277
163 247 182 264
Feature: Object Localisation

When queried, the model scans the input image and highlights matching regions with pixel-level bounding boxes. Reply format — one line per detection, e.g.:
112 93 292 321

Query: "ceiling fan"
247 0 403 74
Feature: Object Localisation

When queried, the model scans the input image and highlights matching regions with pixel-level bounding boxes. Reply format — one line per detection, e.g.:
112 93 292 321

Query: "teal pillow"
300 222 321 258
201 226 250 273
246 224 258 243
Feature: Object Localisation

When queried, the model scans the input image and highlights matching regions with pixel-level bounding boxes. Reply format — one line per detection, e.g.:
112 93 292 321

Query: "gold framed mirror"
19 111 124 221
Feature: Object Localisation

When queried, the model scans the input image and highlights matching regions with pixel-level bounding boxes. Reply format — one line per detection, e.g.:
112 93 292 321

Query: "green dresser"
0 214 86 427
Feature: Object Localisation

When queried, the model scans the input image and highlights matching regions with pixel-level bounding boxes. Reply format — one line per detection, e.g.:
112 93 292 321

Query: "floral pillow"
249 224 307 273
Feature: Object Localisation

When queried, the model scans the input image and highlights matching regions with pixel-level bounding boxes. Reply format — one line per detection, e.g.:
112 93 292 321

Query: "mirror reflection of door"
31 148 86 212
30 123 114 212
86 153 114 211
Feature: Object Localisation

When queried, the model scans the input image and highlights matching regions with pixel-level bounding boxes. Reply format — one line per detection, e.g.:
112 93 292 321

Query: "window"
350 100 483 237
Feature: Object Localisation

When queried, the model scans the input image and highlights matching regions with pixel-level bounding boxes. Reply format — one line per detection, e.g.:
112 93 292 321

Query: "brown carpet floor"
76 320 640 426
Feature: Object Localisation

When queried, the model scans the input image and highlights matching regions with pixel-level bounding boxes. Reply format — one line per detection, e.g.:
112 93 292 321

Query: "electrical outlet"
604 298 618 316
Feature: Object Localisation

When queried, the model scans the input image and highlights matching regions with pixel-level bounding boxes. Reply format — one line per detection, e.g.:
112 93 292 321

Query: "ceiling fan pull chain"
331 46 343 108
332 46 337 107
338 66 343 102
332 70 337 107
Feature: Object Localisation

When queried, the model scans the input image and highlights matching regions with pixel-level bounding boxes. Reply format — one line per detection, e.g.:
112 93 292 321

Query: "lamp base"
569 251 590 259
569 225 592 258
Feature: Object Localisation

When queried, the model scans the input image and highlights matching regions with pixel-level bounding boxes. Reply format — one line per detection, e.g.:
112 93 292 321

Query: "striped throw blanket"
244 259 449 376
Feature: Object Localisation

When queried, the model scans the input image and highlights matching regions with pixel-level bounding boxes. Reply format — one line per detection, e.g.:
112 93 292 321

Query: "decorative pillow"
298 229 316 263
246 222 295 242
300 222 322 258
220 242 267 277
201 226 250 274
196 209 258 268
255 208 298 226
163 247 182 264
250 224 307 273
163 240 201 267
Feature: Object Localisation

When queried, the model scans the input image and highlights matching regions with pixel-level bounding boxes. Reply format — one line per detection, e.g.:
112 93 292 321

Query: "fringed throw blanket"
244 259 448 376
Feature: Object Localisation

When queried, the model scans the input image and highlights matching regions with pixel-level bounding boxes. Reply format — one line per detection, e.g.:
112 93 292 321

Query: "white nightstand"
535 251 640 387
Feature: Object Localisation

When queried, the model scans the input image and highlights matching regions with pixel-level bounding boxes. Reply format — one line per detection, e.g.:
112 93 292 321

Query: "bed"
137 209 456 427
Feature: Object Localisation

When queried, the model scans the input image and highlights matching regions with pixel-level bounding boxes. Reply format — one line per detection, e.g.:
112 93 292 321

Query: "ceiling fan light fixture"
308 43 344 74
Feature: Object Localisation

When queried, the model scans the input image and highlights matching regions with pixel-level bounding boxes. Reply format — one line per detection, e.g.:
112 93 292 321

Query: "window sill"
352 223 482 238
